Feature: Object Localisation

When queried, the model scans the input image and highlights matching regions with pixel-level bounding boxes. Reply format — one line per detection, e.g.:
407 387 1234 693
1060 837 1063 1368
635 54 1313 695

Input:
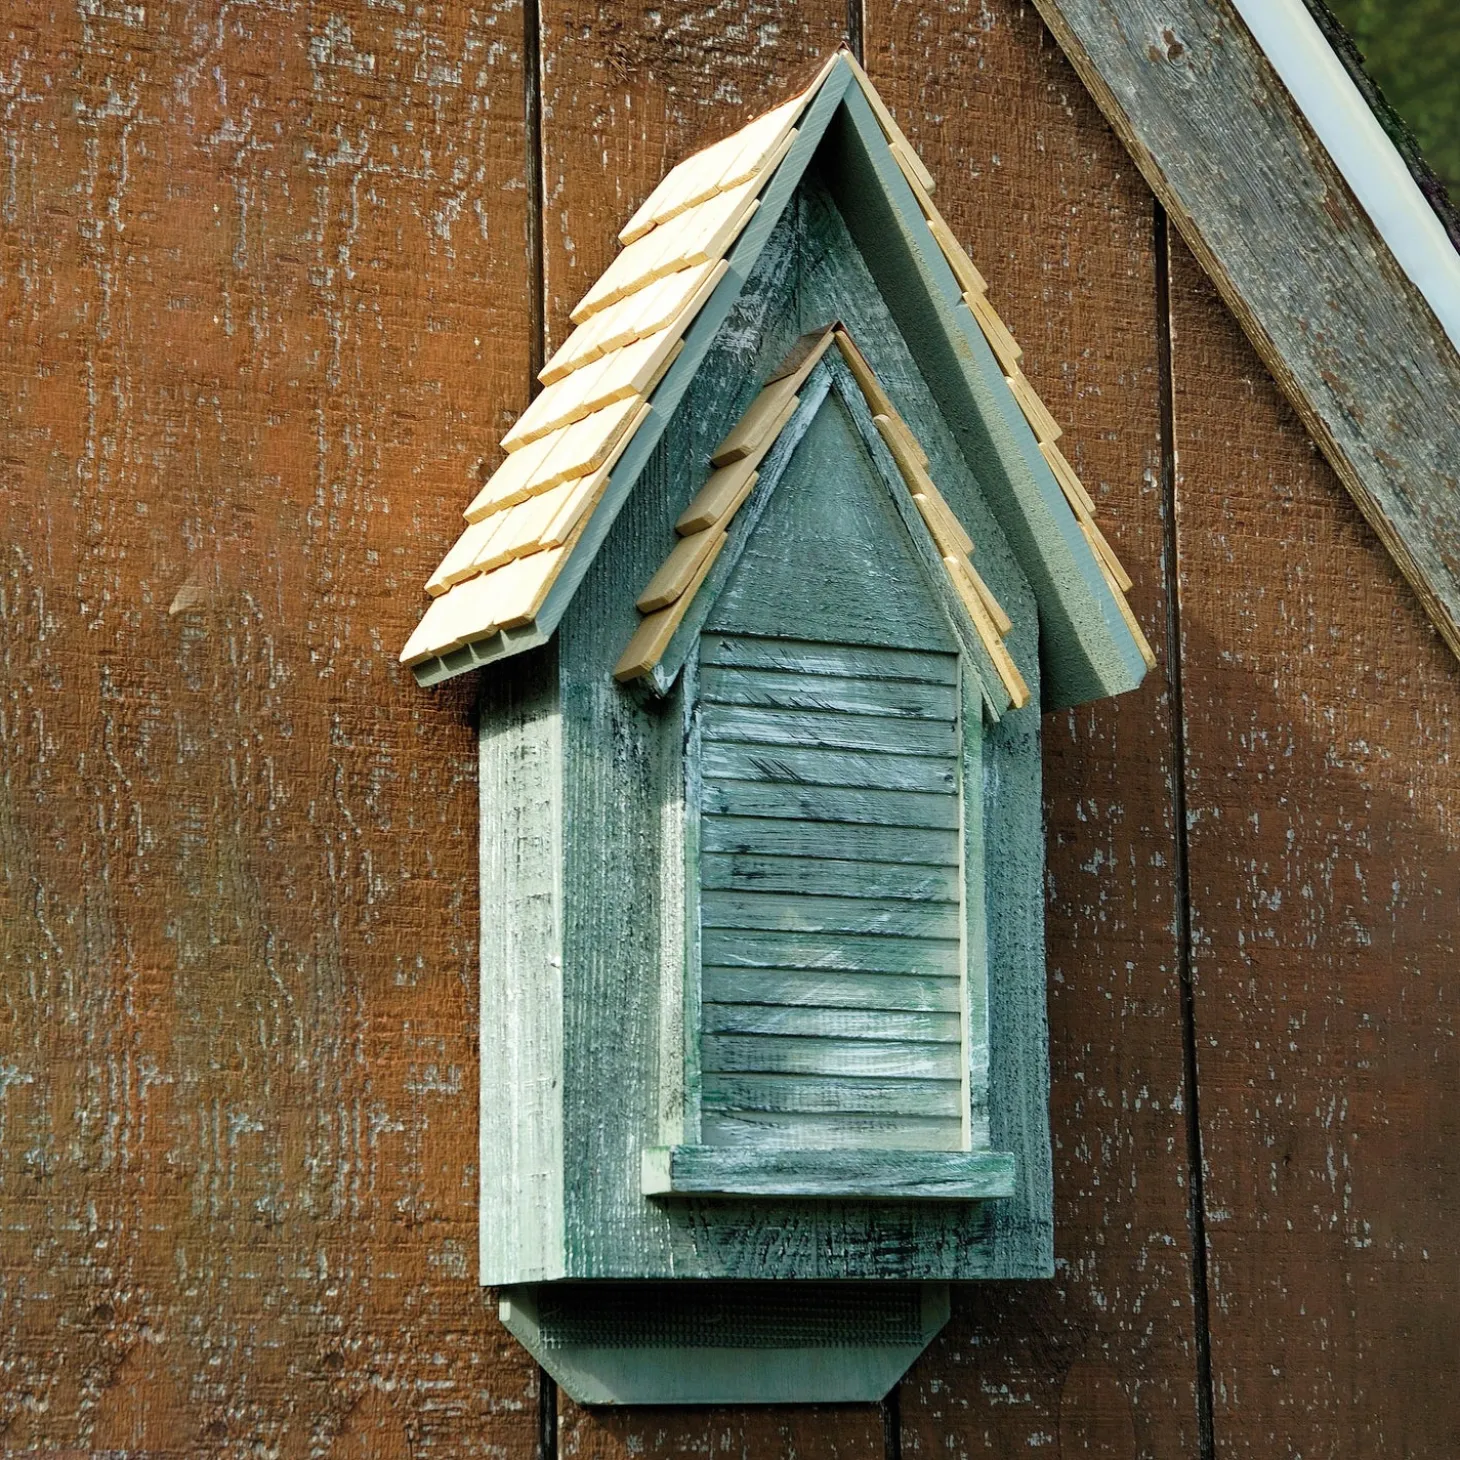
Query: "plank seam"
524 0 546 392
1156 199 1218 1460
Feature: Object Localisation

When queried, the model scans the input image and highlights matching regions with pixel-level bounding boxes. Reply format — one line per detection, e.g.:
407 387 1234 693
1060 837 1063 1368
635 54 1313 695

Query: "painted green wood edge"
642 1145 1017 1200
409 64 855 688
643 358 1008 719
498 1281 950 1405
826 86 1148 710
824 352 1009 719
645 364 835 696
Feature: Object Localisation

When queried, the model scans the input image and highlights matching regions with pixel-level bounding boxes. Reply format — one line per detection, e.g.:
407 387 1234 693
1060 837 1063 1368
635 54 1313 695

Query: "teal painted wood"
701 852 959 900
524 174 1049 1281
702 633 959 683
689 430 973 1157
701 744 958 793
703 1004 963 1042
820 90 1145 708
642 1146 1018 1200
477 646 566 1285
498 1281 950 1405
703 968 962 1012
701 889 959 937
702 928 961 976
701 817 959 870
699 664 958 719
702 1072 962 1114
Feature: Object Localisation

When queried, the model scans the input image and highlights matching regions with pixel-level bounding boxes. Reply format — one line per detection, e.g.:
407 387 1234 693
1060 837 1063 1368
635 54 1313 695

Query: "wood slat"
703 1002 962 1044
612 534 728 681
702 1033 963 1080
702 886 960 937
571 182 762 322
675 459 760 536
701 925 961 976
1005 367 1064 443
699 662 957 719
956 553 1015 636
538 259 723 384
702 967 962 1013
700 703 957 756
699 741 956 794
643 1145 1018 1201
700 814 959 867
1039 437 1098 516
699 1111 965 1150
464 395 646 521
700 779 960 832
636 523 729 612
425 513 502 597
701 632 959 683
703 1071 962 1117
710 376 801 466
963 288 1023 374
943 555 1031 709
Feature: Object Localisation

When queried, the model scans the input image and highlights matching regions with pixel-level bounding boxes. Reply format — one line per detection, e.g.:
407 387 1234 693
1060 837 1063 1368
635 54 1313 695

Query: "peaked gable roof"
613 325 1043 713
402 50 1152 709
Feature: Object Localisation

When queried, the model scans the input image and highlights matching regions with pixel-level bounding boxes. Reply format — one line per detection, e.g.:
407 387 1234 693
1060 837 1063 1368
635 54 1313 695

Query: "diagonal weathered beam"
1032 0 1460 664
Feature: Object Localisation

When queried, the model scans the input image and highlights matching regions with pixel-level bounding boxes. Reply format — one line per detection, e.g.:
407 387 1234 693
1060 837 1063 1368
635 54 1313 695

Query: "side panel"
479 648 566 1283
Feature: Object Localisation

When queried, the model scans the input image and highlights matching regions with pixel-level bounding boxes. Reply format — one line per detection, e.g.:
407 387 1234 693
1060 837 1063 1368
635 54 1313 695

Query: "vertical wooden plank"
538 5 891 1449
1169 236 1460 1457
0 0 537 1450
560 1405 885 1460
863 2 1203 1454
538 2 851 353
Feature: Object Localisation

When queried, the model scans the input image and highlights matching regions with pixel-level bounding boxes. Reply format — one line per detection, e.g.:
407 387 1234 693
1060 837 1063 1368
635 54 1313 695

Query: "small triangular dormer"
401 52 1153 1407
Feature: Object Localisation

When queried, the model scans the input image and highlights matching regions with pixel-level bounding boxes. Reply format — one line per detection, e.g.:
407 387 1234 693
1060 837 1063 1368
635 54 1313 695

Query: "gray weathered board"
1031 0 1460 665
478 172 1054 1283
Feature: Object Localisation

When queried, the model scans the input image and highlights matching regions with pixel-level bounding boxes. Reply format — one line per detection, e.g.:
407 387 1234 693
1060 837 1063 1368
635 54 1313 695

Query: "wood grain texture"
1029 0 1460 670
0 0 539 1451
1168 235 1460 1458
864 3 1203 1454
534 22 876 1453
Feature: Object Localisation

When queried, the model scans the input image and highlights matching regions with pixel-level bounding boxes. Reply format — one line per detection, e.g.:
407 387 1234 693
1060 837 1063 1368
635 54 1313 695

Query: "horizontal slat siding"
701 633 958 683
703 968 962 1013
696 637 966 1152
702 927 961 976
700 664 956 719
700 1111 965 1150
702 889 958 939
703 1033 962 1080
701 1072 964 1115
702 779 959 829
703 1002 963 1043
701 704 957 756
699 742 956 794
701 815 958 866
701 852 959 902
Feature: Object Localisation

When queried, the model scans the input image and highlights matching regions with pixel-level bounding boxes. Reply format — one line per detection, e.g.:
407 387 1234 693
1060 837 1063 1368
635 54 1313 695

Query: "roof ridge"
402 54 1150 692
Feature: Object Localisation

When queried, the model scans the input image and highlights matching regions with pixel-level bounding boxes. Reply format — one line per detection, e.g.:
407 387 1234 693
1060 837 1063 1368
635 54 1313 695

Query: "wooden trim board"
1031 0 1460 665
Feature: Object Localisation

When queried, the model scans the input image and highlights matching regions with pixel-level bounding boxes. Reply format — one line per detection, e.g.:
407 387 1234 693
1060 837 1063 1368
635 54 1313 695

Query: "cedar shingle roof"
401 50 1151 681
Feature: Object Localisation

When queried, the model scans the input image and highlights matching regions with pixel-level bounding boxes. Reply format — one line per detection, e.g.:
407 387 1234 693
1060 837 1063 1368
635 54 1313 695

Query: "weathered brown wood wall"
1 2 1456 1457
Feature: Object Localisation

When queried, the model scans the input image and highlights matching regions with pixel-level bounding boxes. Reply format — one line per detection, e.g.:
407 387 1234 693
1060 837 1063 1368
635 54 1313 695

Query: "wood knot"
1149 27 1187 63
